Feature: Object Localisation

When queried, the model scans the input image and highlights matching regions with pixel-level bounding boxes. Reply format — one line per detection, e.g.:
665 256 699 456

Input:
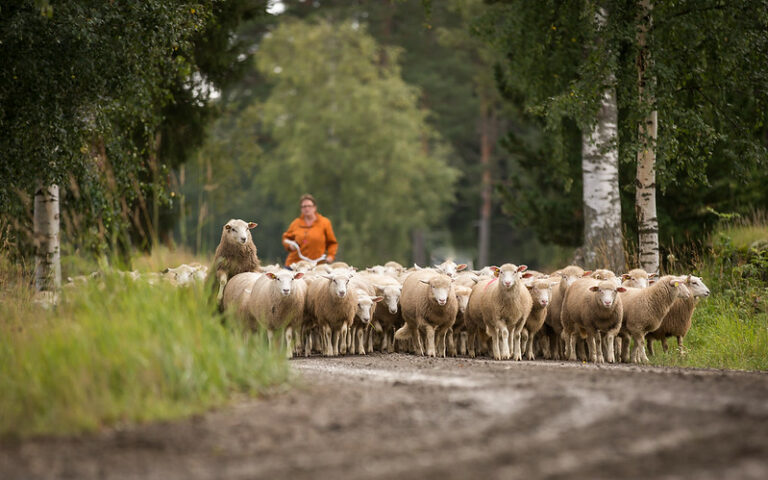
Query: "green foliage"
649 215 768 371
0 274 289 438
189 17 459 266
0 1 268 260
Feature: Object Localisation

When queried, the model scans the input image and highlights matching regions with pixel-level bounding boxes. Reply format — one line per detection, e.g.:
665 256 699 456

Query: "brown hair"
299 194 317 207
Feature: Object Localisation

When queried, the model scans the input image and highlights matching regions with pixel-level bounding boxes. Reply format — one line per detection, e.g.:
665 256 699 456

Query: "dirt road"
3 354 768 479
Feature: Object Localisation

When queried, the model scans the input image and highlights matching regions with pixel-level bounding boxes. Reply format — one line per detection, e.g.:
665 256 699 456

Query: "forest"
3 0 766 279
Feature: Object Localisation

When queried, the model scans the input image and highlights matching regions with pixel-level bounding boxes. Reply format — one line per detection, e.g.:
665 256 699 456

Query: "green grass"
648 216 768 371
0 273 290 438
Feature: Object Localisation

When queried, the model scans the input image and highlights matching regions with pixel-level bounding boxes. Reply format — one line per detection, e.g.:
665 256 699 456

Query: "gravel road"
3 354 768 479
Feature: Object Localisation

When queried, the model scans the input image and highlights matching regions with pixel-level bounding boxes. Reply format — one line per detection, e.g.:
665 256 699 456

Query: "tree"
0 1 268 285
191 18 459 266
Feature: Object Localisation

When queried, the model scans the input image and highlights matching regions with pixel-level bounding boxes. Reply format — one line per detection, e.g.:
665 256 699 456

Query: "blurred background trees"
2 0 767 281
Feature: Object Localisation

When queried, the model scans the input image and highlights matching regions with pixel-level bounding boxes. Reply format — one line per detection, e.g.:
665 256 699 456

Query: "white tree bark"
34 184 61 292
582 85 625 272
636 0 659 274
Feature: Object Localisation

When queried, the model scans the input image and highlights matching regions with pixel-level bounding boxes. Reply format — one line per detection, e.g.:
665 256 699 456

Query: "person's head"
299 194 317 216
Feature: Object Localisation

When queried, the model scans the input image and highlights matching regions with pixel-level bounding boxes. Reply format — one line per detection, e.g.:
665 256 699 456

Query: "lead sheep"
238 270 306 357
395 270 458 357
465 264 532 361
561 278 627 363
646 275 711 355
209 219 261 306
618 276 691 363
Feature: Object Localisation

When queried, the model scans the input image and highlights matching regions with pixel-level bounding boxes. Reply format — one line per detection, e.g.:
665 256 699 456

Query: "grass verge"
0 273 290 438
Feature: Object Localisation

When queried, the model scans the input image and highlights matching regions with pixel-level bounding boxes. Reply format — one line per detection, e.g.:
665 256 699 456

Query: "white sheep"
561 278 627 363
239 270 306 357
357 272 403 353
543 265 590 360
447 285 474 357
395 270 458 357
305 269 357 356
621 268 657 289
646 275 711 355
162 263 208 286
349 289 384 355
521 278 559 360
221 272 263 317
208 219 261 305
619 275 691 363
465 264 532 361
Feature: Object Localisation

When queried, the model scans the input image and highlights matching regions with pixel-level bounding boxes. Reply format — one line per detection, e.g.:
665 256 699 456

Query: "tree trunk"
34 184 61 291
412 229 426 267
636 0 659 274
582 87 625 272
477 106 495 268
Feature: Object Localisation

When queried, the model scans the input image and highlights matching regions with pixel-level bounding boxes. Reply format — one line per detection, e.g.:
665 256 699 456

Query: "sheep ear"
589 286 600 292
293 272 304 280
420 279 430 285
582 270 593 277
225 225 232 231
517 265 528 273
492 267 501 277
649 273 658 278
248 222 258 229
372 296 384 303
522 272 534 279
457 264 467 272
649 279 656 285
617 287 627 293
621 273 630 280
266 272 277 279
526 284 534 290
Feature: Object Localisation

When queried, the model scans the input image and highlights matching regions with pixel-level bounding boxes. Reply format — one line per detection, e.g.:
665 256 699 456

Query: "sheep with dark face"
209 219 261 306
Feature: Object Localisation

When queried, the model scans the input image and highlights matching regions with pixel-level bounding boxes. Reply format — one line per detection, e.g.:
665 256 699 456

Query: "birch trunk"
34 184 61 291
582 86 625 272
636 0 659 274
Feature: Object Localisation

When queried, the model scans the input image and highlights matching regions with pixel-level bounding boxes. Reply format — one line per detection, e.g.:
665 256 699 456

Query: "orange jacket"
282 213 338 266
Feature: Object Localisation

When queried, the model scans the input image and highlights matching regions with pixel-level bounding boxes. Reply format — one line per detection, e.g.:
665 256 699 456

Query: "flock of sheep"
208 219 712 364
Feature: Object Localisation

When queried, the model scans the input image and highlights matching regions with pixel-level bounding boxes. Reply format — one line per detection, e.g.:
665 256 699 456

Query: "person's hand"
284 239 299 251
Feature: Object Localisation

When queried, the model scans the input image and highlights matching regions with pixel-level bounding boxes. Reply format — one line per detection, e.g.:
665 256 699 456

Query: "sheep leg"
217 273 228 302
676 336 686 355
267 329 274 349
340 324 349 355
620 333 631 363
587 334 600 363
284 327 294 359
489 328 502 360
324 326 335 356
459 332 468 356
467 330 477 358
357 328 366 355
367 329 374 353
604 333 617 363
596 332 605 363
446 328 457 357
567 332 578 362
647 336 655 356
423 324 437 357
663 337 671 353
500 326 511 360
525 331 537 361
513 322 525 361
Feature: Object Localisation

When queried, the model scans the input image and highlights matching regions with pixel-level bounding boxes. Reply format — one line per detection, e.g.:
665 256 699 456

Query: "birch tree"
635 0 659 274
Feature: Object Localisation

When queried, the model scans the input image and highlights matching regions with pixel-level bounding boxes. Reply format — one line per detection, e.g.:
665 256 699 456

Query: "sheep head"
588 281 627 309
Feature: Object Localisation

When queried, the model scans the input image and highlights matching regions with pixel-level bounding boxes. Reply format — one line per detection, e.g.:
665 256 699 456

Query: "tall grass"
0 272 290 438
648 212 768 371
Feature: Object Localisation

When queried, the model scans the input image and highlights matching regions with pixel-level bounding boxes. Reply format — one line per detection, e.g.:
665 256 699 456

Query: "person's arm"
324 218 338 262
282 220 299 252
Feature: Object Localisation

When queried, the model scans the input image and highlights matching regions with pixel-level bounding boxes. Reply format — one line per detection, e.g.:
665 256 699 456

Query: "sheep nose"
503 281 512 287
389 305 398 314
239 237 247 243
437 298 447 305
540 300 548 306
603 301 612 307
337 290 346 298
282 288 290 295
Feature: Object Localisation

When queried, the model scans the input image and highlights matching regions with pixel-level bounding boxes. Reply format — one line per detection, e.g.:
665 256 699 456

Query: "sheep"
618 276 691 363
448 285 474 356
521 278 559 360
414 260 468 278
349 290 384 355
238 270 307 357
621 268 656 289
305 269 357 356
209 219 261 305
543 265 591 360
646 275 711 355
162 263 208 286
561 278 627 363
465 264 532 361
221 272 263 317
357 272 403 353
384 260 405 275
395 270 458 357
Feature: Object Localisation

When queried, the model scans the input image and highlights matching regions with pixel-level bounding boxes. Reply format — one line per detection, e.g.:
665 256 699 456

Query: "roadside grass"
648 214 768 371
0 268 290 439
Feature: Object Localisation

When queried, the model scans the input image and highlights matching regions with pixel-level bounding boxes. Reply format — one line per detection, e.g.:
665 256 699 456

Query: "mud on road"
3 354 768 480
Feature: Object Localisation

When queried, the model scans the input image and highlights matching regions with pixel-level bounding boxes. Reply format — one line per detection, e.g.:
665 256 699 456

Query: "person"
282 194 338 267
